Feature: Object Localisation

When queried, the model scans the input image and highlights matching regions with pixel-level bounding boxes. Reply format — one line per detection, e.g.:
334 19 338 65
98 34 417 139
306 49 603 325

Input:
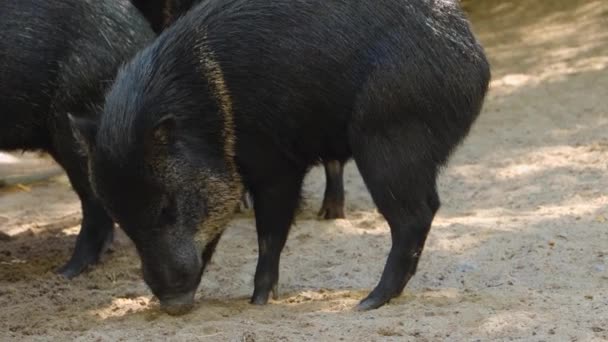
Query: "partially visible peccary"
0 0 154 278
130 0 202 34
131 0 347 218
71 0 490 314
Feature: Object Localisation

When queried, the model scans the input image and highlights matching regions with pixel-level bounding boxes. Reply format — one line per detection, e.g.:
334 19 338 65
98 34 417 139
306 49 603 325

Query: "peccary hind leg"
50 140 114 278
350 122 441 310
317 159 346 219
58 199 114 278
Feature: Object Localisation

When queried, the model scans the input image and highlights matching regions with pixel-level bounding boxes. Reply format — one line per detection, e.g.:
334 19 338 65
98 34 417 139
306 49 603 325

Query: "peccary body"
0 0 154 277
72 0 490 314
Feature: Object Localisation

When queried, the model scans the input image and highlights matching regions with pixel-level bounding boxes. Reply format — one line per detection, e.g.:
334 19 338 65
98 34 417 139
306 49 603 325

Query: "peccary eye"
159 197 177 225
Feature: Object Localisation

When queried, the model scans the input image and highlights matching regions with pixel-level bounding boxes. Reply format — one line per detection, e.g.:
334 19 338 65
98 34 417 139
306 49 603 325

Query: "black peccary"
0 0 154 278
71 0 490 314
131 0 347 219
130 0 201 34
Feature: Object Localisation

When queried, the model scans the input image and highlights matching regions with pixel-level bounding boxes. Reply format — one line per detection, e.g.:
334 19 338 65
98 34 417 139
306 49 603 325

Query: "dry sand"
1 0 607 340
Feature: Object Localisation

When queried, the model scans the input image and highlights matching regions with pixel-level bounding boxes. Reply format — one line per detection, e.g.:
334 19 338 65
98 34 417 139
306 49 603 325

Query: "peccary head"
69 43 242 315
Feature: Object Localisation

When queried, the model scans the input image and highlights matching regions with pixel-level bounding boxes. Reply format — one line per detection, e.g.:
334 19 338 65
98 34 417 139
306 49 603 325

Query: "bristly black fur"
102 0 489 170
130 0 352 219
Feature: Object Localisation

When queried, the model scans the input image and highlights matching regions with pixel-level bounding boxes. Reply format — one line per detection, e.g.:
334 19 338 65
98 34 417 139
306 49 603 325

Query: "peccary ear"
68 113 98 154
151 115 176 145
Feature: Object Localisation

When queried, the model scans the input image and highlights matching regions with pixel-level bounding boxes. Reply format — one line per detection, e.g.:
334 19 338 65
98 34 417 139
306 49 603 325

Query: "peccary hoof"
356 294 392 311
317 201 345 220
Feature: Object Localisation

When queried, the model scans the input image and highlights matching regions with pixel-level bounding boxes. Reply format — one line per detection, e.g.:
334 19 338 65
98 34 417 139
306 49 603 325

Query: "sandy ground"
1 0 607 340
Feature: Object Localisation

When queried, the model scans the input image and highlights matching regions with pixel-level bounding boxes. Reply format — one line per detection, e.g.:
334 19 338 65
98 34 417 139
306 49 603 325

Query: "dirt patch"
1 0 607 340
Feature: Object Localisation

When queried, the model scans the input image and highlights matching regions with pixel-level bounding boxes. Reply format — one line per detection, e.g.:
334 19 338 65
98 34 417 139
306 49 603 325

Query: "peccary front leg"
250 171 305 305
317 159 346 219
